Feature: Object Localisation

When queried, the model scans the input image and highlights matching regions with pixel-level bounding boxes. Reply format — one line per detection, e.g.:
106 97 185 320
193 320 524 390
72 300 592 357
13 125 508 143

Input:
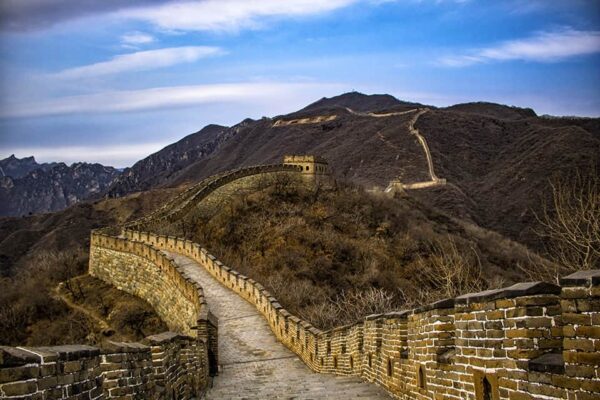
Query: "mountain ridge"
103 92 599 251
0 160 120 217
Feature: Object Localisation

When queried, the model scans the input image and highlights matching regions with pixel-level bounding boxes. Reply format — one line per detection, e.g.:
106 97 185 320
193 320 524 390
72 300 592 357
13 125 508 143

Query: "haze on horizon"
0 0 599 167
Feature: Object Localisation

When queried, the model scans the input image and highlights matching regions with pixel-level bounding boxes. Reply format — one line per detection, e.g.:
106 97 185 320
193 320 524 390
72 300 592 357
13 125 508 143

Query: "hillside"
104 92 599 251
0 187 180 344
106 124 230 197
0 160 121 217
180 180 547 329
1 91 597 342
412 110 600 247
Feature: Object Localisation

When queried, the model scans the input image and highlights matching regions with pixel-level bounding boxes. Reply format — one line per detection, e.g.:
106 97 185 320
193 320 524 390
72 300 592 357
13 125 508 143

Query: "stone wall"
2 158 597 399
127 163 303 232
126 230 600 400
0 333 209 399
89 232 209 337
1 229 217 399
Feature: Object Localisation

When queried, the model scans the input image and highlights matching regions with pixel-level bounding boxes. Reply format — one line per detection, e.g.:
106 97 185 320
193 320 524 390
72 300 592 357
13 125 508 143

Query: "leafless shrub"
544 170 600 269
332 287 396 324
414 237 486 304
527 169 599 282
299 302 340 330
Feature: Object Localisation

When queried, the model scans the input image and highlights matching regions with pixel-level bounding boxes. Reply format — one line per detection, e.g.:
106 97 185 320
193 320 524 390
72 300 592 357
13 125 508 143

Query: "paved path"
166 252 390 400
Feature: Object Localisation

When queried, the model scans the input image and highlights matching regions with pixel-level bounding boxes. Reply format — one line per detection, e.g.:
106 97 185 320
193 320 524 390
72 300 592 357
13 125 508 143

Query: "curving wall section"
128 164 303 232
2 156 598 400
89 232 209 336
125 229 600 400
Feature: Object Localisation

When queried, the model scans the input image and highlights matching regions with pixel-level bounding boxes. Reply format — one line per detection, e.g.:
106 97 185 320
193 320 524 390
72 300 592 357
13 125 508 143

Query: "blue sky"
0 0 599 167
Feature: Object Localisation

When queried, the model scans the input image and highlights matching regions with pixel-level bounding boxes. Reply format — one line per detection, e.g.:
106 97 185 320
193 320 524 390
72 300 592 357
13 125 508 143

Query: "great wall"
271 107 447 192
1 155 599 399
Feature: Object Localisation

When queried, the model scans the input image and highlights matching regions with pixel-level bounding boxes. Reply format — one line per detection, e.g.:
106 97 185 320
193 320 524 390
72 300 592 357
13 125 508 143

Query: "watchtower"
283 155 329 176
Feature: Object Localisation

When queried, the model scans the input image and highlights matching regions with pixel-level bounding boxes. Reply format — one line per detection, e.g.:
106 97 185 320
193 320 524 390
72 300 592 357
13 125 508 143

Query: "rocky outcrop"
0 162 120 217
0 154 56 179
106 124 233 197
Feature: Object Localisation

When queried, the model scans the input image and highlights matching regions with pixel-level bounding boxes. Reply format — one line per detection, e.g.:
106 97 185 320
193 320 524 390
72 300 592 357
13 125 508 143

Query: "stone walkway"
166 252 390 400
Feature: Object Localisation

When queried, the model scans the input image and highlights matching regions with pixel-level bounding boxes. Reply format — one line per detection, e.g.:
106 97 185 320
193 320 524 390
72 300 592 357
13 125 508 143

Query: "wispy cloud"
1 0 471 33
54 46 224 79
121 31 155 45
0 82 343 118
440 29 600 67
118 0 359 32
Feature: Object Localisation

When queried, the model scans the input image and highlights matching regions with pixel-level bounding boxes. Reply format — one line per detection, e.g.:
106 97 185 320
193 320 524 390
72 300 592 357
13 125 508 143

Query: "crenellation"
4 157 597 399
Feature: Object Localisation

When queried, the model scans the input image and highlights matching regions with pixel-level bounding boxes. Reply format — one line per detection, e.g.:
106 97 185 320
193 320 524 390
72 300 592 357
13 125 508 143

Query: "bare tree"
414 237 485 303
332 287 396 324
532 169 599 282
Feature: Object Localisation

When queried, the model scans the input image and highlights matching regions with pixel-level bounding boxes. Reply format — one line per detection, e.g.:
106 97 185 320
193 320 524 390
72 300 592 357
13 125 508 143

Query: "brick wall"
89 232 209 337
126 230 600 400
0 334 208 399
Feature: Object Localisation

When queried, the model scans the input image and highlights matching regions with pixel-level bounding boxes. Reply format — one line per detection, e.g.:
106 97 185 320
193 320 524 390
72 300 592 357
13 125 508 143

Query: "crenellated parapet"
0 333 208 399
2 156 597 399
89 231 212 337
123 230 600 400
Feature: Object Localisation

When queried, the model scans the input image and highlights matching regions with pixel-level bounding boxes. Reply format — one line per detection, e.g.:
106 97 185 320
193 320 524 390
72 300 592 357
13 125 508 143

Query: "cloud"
440 29 600 67
54 46 224 79
117 0 358 32
0 82 343 118
121 31 155 45
0 0 358 32
1 0 471 33
0 0 167 31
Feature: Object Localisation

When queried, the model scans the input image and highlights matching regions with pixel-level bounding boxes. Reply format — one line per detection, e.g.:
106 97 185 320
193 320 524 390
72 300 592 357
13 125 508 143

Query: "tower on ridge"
283 155 329 176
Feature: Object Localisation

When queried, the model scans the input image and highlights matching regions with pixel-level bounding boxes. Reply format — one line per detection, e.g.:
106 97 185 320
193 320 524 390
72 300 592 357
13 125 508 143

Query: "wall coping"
0 331 198 368
455 281 561 305
560 269 600 287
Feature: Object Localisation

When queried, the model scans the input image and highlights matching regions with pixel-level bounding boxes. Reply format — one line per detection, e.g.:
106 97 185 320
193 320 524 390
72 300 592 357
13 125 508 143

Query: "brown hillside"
0 187 180 345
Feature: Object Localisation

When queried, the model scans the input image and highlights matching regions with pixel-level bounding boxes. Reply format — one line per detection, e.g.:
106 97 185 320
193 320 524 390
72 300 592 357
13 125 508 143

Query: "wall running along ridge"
0 159 320 399
124 230 600 400
1 157 598 399
0 333 208 399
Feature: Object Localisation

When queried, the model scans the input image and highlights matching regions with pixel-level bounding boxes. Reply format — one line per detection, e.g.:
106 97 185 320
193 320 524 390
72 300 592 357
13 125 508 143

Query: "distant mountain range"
0 155 120 216
2 92 599 251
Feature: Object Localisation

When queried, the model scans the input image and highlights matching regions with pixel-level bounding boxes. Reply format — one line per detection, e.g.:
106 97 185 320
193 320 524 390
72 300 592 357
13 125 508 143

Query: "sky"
0 0 599 167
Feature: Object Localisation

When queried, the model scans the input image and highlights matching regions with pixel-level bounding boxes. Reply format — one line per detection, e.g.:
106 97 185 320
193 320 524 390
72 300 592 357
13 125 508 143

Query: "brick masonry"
2 157 598 399
0 334 208 399
125 230 600 400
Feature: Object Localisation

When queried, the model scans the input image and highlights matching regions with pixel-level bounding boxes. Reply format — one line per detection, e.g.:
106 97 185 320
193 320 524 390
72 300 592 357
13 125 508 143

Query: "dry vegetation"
0 249 166 345
185 179 538 330
520 168 600 282
0 188 179 346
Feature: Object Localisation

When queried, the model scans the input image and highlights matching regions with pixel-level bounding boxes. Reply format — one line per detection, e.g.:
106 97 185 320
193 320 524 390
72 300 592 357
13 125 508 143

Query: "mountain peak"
297 91 421 114
444 102 537 120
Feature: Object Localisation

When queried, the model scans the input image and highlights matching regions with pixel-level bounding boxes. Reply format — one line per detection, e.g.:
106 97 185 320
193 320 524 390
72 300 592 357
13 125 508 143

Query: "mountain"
443 102 537 120
103 92 599 250
0 154 56 179
1 91 597 344
296 92 422 114
6 92 598 247
106 124 231 197
0 162 121 217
